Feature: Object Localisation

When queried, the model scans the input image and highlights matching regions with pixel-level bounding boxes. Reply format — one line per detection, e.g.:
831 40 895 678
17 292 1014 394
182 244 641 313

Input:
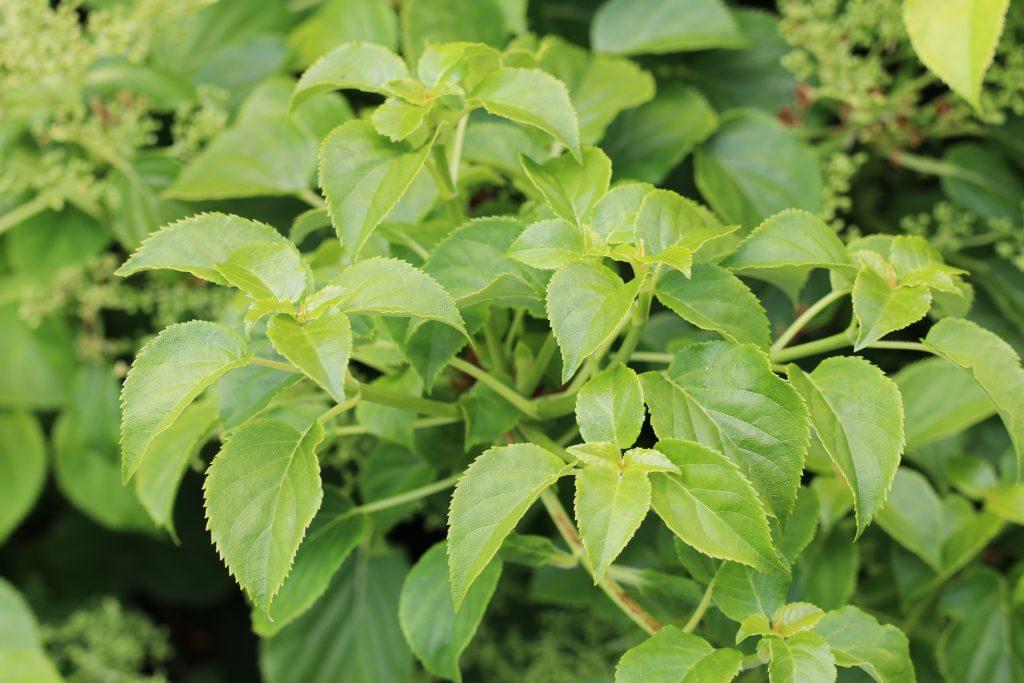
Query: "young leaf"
924 318 1024 472
120 321 250 483
787 357 904 535
447 444 568 607
649 438 783 572
641 342 809 520
713 562 790 622
306 257 466 334
267 310 353 404
252 487 367 636
765 632 837 683
204 419 325 611
520 147 611 226
291 41 409 109
0 413 47 544
772 602 825 637
547 261 642 381
588 182 654 244
574 464 650 581
615 626 741 683
575 363 645 448
319 120 434 258
655 264 771 349
116 213 292 285
508 218 585 270
371 97 430 142
399 542 501 682
216 242 309 303
903 0 1010 109
591 0 744 55
852 268 931 350
470 67 582 161
813 606 916 683
635 189 737 261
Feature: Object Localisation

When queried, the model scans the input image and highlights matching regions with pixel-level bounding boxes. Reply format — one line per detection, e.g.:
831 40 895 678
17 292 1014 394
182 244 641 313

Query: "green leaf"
903 0 1010 109
470 67 582 160
791 525 858 611
216 242 309 303
635 189 738 268
649 438 783 571
447 443 568 608
603 82 718 184
291 41 408 109
695 112 823 231
319 120 434 258
588 182 655 244
402 0 510 67
400 542 501 682
591 0 744 55
458 371 523 448
134 399 218 536
575 363 645 448
547 261 642 381
895 358 996 451
655 264 771 349
713 562 789 622
253 487 368 636
116 213 292 285
287 0 398 69
813 606 916 683
371 97 430 141
574 464 650 581
924 318 1024 473
307 257 465 334
772 602 825 637
535 36 655 145
852 268 931 350
641 342 809 520
204 419 325 611
0 413 47 544
260 549 412 683
0 305 74 410
520 147 611 226
940 143 1024 222
267 310 353 403
787 357 903 535
508 218 585 270
874 468 946 571
615 626 741 683
936 568 1019 683
766 632 837 683
723 209 853 301
120 321 250 482
0 578 62 683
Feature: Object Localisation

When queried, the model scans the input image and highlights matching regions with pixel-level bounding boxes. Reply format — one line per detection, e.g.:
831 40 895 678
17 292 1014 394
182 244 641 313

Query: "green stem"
483 316 509 375
333 416 458 437
890 150 1019 201
348 376 460 418
449 114 468 187
769 326 856 364
868 341 931 353
344 474 461 517
518 335 557 395
630 351 673 364
450 358 538 418
610 281 654 367
532 390 578 420
0 194 51 237
250 357 301 373
771 289 850 353
298 188 324 209
682 577 716 633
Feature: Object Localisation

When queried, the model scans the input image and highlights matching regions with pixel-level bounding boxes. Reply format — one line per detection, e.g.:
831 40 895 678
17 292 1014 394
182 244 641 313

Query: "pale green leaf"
650 438 783 571
615 625 740 683
319 120 434 257
471 67 582 160
447 444 567 607
120 321 250 482
508 218 585 270
642 342 809 520
116 212 291 285
0 413 47 544
267 310 353 403
287 0 398 68
591 0 744 55
766 632 837 683
402 0 509 67
547 261 642 381
924 318 1024 473
656 264 771 349
895 358 996 451
574 465 650 581
520 147 611 226
575 363 645 448
814 606 916 683
713 562 789 622
904 0 1010 109
291 41 408 109
787 357 904 535
772 603 825 637
636 188 737 259
852 268 931 350
0 579 62 683
371 97 430 142
216 242 309 303
588 182 655 244
253 487 368 636
204 419 325 611
400 542 501 682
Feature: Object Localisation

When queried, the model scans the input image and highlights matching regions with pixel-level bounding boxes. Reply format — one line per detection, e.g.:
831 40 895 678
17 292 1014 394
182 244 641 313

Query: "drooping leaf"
903 0 1010 109
204 419 325 611
547 261 642 381
319 120 434 258
399 542 501 682
120 321 250 482
649 439 783 571
655 264 771 349
591 0 745 55
447 444 568 607
520 147 611 226
0 413 47 544
787 357 903 535
575 363 645 449
924 318 1024 472
813 606 916 683
267 310 353 403
642 342 809 520
615 626 741 683
574 463 650 581
291 41 409 109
